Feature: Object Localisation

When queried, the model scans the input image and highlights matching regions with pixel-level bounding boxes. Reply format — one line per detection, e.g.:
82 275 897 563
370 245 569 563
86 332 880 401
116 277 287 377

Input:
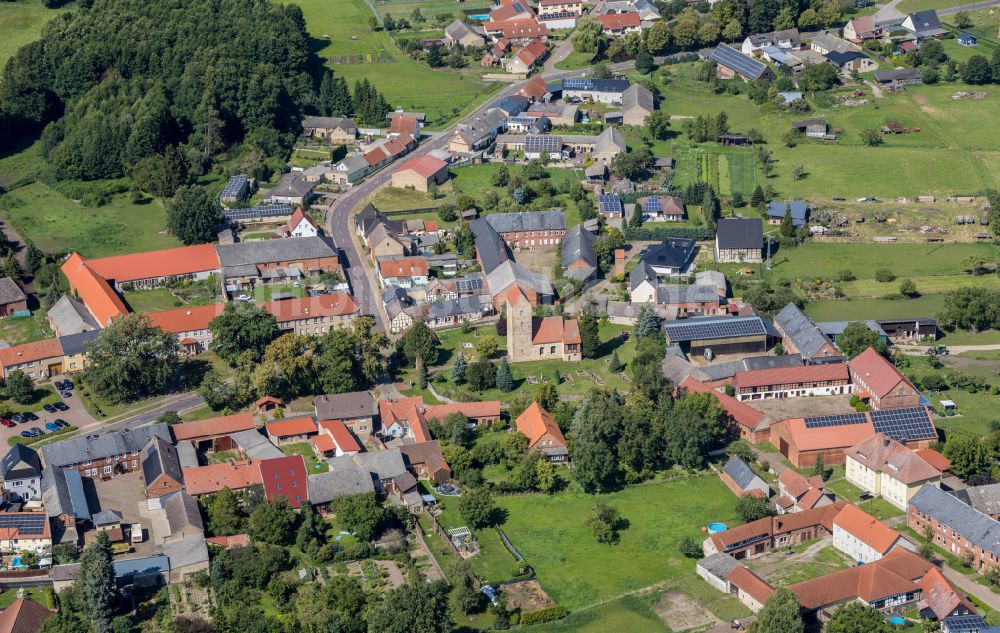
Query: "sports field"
297 0 496 127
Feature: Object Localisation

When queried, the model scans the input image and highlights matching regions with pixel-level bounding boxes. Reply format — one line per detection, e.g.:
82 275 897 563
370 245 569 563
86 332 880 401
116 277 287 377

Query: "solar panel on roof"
455 278 484 293
643 197 661 213
711 45 767 79
871 407 935 442
941 615 987 631
220 175 249 200
0 513 47 535
525 135 561 153
222 204 295 221
804 412 867 429
664 317 766 342
563 78 591 89
597 193 622 214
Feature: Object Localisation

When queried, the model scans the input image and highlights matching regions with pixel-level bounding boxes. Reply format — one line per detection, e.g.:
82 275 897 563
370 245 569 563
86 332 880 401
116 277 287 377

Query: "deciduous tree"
209 303 279 365
79 532 116 633
83 314 180 403
749 588 804 633
166 185 221 245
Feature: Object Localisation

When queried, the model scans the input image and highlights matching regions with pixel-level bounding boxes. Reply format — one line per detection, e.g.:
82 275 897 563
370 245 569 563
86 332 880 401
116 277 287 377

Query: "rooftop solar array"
220 175 249 200
0 513 47 535
455 277 484 293
563 78 591 89
597 193 622 214
941 615 987 632
642 196 661 212
710 44 768 79
871 407 936 442
804 412 866 429
223 204 295 221
664 316 767 343
525 135 562 153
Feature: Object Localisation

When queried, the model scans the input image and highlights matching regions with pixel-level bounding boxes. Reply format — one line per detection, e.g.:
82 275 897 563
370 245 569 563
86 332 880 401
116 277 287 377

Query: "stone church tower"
506 290 534 362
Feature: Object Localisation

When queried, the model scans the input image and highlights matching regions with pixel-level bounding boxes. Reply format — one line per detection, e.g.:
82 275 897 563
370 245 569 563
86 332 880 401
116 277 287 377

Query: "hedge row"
520 605 567 625
624 226 715 241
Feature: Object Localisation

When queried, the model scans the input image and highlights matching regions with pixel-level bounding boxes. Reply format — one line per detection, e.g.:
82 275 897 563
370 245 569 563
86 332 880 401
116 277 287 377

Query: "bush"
874 268 896 283
836 269 856 282
623 226 714 241
520 605 567 625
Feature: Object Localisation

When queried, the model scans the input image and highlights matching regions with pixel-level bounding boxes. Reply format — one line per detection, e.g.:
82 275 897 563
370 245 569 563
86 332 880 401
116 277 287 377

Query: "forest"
0 0 317 180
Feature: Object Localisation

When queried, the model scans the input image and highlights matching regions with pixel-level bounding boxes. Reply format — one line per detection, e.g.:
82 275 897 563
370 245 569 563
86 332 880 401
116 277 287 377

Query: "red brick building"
849 347 921 410
680 376 773 444
484 211 566 250
909 483 1000 572
703 502 846 560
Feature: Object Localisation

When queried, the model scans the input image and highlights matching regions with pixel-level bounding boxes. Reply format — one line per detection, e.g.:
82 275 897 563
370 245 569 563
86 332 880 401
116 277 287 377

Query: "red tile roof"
265 416 317 438
540 0 580 5
379 257 429 278
0 598 52 633
395 155 448 180
491 0 534 21
515 39 547 66
778 417 878 452
915 448 951 473
205 534 251 549
182 461 262 496
791 548 933 610
728 566 775 604
849 347 916 400
846 434 941 485
596 12 640 30
263 294 358 322
917 566 974 620
379 397 432 443
679 376 768 432
60 252 129 326
733 363 849 390
87 243 220 283
146 304 224 334
388 113 420 136
0 338 65 369
517 75 550 101
318 419 361 453
833 503 901 554
531 316 580 345
170 412 257 441
286 207 318 233
710 502 846 552
484 18 548 39
515 402 566 449
259 454 308 508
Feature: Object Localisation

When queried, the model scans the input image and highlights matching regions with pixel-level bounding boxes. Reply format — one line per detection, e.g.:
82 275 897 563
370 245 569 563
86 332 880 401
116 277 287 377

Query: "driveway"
941 565 1000 611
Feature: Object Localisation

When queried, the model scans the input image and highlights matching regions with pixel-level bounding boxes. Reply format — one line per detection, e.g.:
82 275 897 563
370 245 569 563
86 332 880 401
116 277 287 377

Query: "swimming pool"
707 522 728 534
468 14 488 20
10 556 24 569
888 616 905 626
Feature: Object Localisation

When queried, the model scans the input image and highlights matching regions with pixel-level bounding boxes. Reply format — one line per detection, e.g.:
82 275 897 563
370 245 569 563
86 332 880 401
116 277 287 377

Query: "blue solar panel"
871 407 936 442
597 193 622 214
642 197 661 212
0 513 47 535
804 412 866 429
664 317 767 343
941 615 987 632
222 203 295 221
525 135 561 153
220 175 249 200
563 78 590 89
455 277 484 293
710 44 769 79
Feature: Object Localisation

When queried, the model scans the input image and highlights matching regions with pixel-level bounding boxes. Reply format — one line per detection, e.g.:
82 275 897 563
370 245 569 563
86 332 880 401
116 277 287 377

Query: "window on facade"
103 466 112 474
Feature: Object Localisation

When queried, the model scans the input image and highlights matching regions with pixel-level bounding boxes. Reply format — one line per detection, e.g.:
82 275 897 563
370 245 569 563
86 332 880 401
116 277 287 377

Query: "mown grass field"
527 595 668 633
297 0 497 127
0 1 68 69
496 474 741 611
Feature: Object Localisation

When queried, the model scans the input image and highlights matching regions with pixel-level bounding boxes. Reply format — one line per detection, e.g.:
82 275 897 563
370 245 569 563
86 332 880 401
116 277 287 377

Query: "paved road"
99 392 205 433
938 0 1000 15
942 564 1000 610
324 60 637 328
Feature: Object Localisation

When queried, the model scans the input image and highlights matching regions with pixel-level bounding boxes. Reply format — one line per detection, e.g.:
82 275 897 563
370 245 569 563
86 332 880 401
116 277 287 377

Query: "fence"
426 513 461 557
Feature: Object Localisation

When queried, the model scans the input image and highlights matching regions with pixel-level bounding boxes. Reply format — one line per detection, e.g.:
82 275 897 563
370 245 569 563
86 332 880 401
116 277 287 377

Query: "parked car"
22 412 38 421
54 380 65 390
60 391 72 398
10 414 24 424
235 294 251 301
53 419 69 428
30 427 44 436
42 404 57 413
53 402 69 412
45 422 59 432
62 380 74 390
19 431 33 439
0 420 15 428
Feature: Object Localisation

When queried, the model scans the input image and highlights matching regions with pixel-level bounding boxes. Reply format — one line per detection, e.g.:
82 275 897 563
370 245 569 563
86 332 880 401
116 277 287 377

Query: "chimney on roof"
882 437 891 447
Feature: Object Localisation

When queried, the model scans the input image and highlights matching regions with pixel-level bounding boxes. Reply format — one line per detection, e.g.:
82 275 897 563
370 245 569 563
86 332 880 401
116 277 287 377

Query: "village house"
390 155 450 193
267 174 315 206
147 304 224 354
719 455 770 498
538 0 582 17
832 503 908 563
425 296 493 329
266 293 359 336
399 440 452 483
41 424 172 477
0 338 65 382
639 195 684 222
216 236 341 295
710 44 777 81
0 278 26 317
170 412 257 453
621 83 654 126
826 50 878 73
444 19 485 47
377 256 430 290
909 483 1000 572
773 303 841 360
47 295 99 337
845 433 942 511
506 290 581 362
302 116 357 145
767 201 809 228
776 469 832 514
1 444 42 503
259 455 309 508
715 218 763 263
703 502 847 559
844 15 882 42
311 419 362 458
515 402 569 463
849 346 921 410
809 31 854 55
140 436 184 500
561 224 598 282
741 28 801 55
423 400 502 428
57 330 99 375
285 208 319 238
60 254 130 327
561 78 629 104
0 513 51 555
183 460 262 497
596 12 641 37
378 397 433 443
679 376 773 444
265 416 318 446
383 287 418 334
505 38 547 74
769 407 937 468
485 210 566 249
0 598 53 632
731 362 852 401
449 109 507 154
902 10 946 40
483 18 548 42
314 391 376 435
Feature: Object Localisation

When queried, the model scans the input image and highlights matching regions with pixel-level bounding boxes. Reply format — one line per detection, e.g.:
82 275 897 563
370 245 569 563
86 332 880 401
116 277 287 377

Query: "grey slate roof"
774 303 834 358
0 277 25 305
656 284 721 306
57 331 102 361
695 270 726 295
354 448 408 481
1 444 41 481
874 68 923 83
162 534 210 570
816 320 887 338
716 218 763 250
445 19 484 44
216 236 337 269
723 456 764 491
92 508 123 526
41 466 91 520
952 483 1000 517
165 492 205 535
229 429 284 460
697 552 741 581
911 484 1000 558
767 201 809 227
314 391 375 421
176 441 199 470
810 32 853 54
307 457 375 504
302 116 357 133
595 126 626 154
142 436 182 489
743 353 803 372
486 261 553 299
41 424 172 469
427 297 487 320
630 263 655 292
485 211 565 234
269 174 314 198
355 204 386 236
561 224 597 272
471 218 512 275
622 84 654 114
639 238 697 271
48 296 100 335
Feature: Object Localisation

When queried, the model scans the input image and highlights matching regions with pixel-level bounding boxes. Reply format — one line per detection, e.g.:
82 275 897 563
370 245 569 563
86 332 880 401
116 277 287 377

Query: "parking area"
0 376 96 447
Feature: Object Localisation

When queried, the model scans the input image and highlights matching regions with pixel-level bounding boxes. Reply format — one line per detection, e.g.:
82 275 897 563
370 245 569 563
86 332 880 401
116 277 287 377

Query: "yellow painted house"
844 433 942 510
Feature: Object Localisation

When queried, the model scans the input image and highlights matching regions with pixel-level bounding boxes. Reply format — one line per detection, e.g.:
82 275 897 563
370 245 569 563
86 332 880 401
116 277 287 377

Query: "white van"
131 523 144 544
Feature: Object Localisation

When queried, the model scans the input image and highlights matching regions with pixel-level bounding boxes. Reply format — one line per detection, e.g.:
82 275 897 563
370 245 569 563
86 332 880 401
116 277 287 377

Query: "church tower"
506 289 534 362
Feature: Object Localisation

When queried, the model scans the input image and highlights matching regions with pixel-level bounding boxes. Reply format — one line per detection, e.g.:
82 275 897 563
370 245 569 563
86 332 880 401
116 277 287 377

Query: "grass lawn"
0 181 180 258
900 355 1000 435
0 311 54 346
297 0 497 127
429 491 518 583
123 289 187 313
0 1 69 69
0 384 62 413
749 544 853 587
897 0 965 11
450 164 588 227
279 442 329 474
859 497 905 521
0 587 54 610
254 283 306 302
525 595 668 633
420 323 635 401
554 50 596 70
495 474 741 611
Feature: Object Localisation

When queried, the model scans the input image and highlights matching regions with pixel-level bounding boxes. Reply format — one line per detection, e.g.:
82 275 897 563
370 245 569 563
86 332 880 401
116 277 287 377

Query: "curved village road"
325 60 638 332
